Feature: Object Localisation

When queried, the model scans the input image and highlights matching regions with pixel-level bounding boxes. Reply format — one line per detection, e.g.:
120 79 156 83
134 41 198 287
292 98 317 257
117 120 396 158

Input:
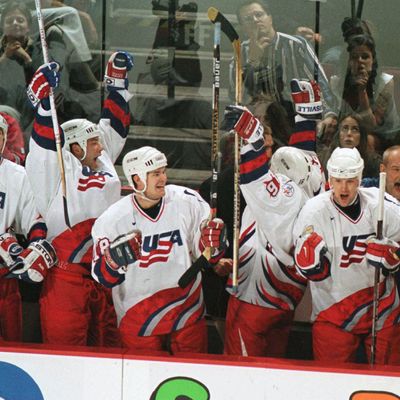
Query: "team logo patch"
282 182 294 197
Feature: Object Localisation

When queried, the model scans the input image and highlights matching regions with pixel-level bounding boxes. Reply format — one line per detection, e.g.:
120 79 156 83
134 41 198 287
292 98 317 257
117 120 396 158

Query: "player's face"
239 3 274 41
330 177 360 207
82 137 103 170
339 116 361 148
381 149 400 201
145 167 167 201
3 9 30 39
349 45 373 76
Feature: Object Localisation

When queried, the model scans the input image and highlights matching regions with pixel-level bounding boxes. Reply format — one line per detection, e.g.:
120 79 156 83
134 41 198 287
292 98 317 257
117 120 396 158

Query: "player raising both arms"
220 79 325 357
0 114 56 342
91 146 227 354
25 51 133 346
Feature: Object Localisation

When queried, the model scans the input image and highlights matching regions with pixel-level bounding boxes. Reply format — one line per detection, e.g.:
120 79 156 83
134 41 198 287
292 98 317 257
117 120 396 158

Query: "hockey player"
25 51 133 346
0 114 56 342
221 79 325 357
293 146 400 364
91 146 227 353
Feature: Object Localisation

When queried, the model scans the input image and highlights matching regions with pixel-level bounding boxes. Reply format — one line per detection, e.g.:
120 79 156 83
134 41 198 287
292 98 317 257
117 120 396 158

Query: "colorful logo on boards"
0 361 44 399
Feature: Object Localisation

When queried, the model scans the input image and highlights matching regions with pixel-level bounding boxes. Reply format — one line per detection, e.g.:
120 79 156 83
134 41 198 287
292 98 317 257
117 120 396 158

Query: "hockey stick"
210 21 222 220
178 8 242 289
370 171 386 365
34 0 71 229
209 7 242 293
178 19 222 289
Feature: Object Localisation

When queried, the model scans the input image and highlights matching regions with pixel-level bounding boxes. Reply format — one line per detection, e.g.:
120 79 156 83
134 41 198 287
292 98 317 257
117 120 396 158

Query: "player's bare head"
270 146 312 187
381 145 400 201
0 114 8 155
61 119 102 166
123 146 168 194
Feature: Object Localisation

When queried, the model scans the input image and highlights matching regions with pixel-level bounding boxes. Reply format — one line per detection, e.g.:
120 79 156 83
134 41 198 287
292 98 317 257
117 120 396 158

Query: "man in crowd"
231 0 335 119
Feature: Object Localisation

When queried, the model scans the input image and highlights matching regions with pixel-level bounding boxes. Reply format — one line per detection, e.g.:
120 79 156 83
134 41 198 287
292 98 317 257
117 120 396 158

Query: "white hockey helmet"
270 146 312 187
122 146 168 192
61 118 100 160
327 147 364 180
0 114 8 154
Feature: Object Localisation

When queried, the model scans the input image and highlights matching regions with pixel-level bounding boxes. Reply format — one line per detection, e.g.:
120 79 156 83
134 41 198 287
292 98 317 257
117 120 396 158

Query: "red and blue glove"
104 230 142 273
291 79 322 120
104 51 134 91
200 218 227 263
221 105 264 145
27 62 60 108
295 231 331 281
366 236 400 273
7 240 57 283
0 232 23 268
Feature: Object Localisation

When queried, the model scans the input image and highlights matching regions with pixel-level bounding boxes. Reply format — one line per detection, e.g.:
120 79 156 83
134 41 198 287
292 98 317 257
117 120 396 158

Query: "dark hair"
343 34 378 100
1 1 33 30
341 18 371 42
236 0 271 24
329 113 368 159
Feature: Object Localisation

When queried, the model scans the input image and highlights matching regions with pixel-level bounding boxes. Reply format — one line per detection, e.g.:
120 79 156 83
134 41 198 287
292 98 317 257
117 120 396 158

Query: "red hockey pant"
120 318 208 355
0 278 22 342
40 268 120 347
224 295 294 357
313 320 400 365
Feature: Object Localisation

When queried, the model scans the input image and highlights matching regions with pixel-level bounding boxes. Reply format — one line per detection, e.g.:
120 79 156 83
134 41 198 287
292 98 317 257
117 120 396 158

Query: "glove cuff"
104 76 127 90
295 101 323 117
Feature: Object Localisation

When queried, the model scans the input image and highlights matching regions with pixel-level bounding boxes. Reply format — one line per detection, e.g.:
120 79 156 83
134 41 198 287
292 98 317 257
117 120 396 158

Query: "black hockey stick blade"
208 7 239 43
178 254 210 289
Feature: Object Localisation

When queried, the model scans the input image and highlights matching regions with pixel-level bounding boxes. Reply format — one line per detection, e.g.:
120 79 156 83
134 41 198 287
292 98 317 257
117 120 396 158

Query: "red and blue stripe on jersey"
289 119 316 152
317 278 400 334
240 141 269 184
52 219 96 273
119 279 204 336
101 90 130 138
32 103 65 151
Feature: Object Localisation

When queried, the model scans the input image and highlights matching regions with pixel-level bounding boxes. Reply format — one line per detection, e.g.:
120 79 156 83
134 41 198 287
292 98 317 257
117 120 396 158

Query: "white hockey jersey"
293 188 400 333
26 89 132 270
226 139 312 308
91 185 210 336
0 159 44 239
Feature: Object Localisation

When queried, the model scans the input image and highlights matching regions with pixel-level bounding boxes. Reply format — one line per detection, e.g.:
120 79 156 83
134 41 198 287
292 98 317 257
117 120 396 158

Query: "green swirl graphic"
150 377 210 400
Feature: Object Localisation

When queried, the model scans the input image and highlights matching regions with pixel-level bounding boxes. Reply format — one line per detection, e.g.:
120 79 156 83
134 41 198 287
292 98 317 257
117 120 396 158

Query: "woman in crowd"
318 113 381 179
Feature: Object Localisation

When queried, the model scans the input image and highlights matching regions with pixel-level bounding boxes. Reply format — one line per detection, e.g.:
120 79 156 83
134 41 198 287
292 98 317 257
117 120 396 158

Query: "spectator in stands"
0 1 97 131
329 34 400 144
318 113 381 179
232 0 335 121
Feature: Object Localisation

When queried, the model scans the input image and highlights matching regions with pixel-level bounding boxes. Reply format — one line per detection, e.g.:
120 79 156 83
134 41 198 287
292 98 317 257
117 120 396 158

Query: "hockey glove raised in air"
295 231 331 281
291 79 322 120
221 105 264 146
104 51 134 91
27 62 60 108
8 240 57 283
104 230 142 273
366 236 400 273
